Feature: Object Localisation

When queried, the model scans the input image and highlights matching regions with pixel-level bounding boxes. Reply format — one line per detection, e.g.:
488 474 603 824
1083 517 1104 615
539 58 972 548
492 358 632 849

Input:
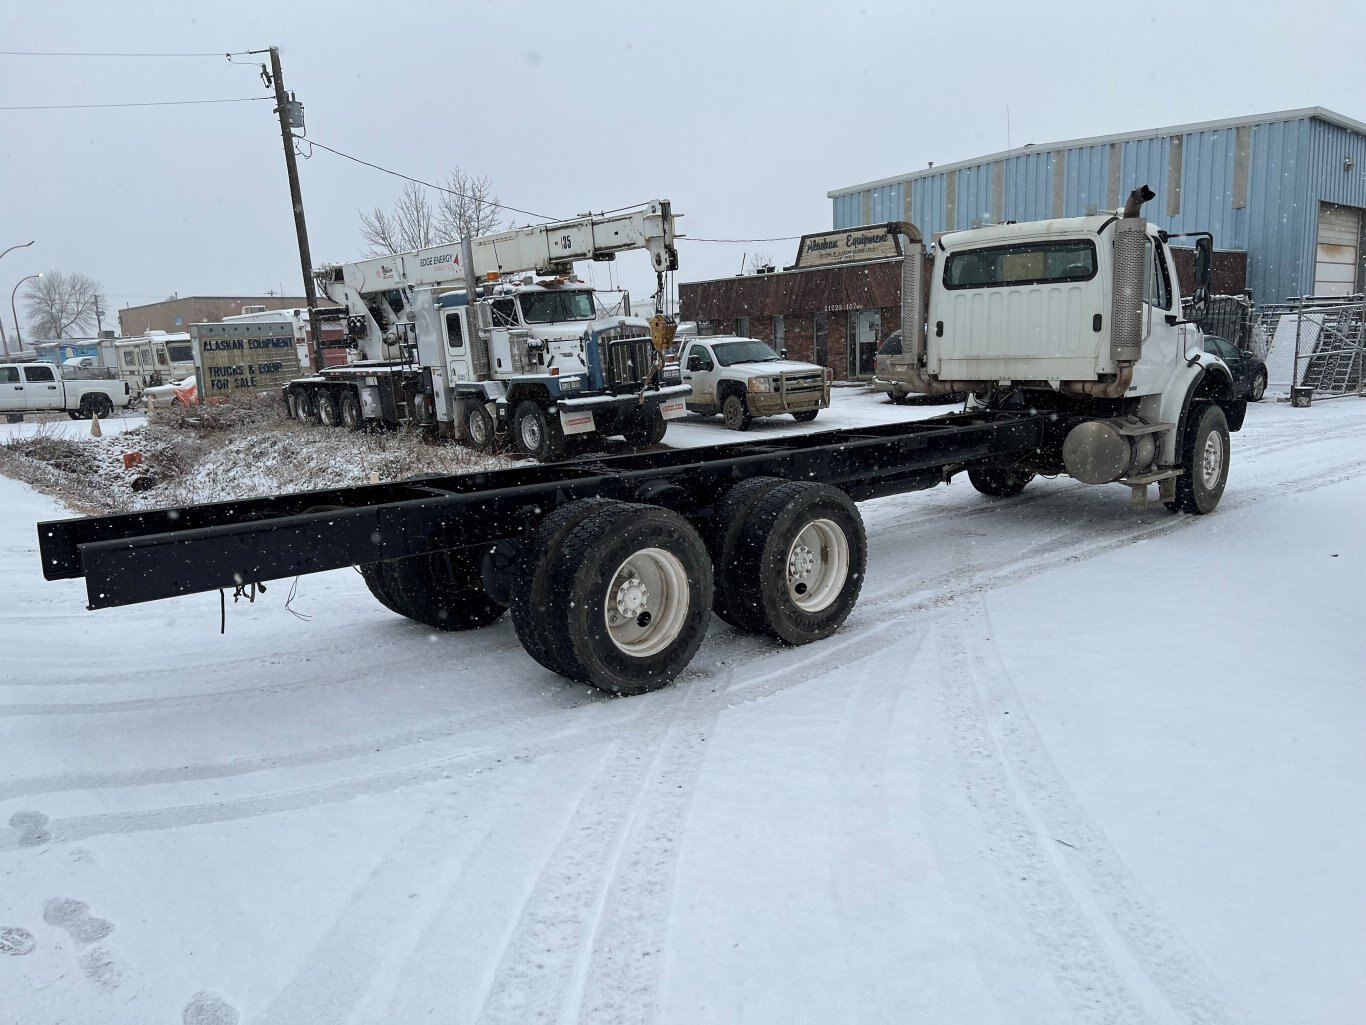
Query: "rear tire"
705 476 789 630
1249 370 1267 402
523 501 711 695
339 389 363 429
723 481 866 645
289 388 315 421
513 399 566 461
315 390 340 428
1166 403 1229 515
509 497 619 677
968 466 1035 497
722 393 751 431
792 410 819 423
358 563 404 615
381 548 506 630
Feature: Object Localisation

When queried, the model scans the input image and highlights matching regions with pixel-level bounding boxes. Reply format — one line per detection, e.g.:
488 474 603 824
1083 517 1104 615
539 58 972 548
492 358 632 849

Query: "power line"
0 96 272 111
686 235 804 243
305 137 562 223
0 49 241 58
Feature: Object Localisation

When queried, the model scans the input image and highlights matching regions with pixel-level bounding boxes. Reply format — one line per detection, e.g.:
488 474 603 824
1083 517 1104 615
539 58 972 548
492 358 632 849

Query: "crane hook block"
649 313 677 353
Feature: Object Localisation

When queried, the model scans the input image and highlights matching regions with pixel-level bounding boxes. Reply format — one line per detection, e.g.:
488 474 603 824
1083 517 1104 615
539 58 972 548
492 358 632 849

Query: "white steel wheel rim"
786 518 849 613
520 414 543 452
468 410 488 446
603 547 690 657
1201 430 1225 490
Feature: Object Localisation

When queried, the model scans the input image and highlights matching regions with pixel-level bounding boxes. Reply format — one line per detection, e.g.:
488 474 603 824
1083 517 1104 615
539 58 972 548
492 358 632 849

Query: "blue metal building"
829 108 1366 306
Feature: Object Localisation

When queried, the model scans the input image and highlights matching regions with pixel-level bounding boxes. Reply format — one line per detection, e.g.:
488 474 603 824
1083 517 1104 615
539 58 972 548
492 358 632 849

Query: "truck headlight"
747 376 773 393
559 376 583 392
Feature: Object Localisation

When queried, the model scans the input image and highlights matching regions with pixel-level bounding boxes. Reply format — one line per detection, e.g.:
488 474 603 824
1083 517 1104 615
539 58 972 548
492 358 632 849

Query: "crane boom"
319 200 678 298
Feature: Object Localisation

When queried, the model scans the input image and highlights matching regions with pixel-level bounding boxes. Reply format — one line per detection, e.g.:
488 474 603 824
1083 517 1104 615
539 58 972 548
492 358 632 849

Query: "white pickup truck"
680 336 831 430
0 362 133 420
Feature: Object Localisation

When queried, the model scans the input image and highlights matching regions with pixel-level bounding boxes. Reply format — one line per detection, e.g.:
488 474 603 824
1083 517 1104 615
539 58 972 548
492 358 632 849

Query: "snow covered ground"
2 391 1365 1025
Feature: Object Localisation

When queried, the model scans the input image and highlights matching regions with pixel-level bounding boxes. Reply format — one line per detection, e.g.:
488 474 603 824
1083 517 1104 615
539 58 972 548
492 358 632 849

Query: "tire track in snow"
933 606 1153 1025
967 595 1240 1025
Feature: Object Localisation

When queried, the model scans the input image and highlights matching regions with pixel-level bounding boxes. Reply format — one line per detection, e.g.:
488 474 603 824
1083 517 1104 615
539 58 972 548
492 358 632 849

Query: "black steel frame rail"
37 412 1044 610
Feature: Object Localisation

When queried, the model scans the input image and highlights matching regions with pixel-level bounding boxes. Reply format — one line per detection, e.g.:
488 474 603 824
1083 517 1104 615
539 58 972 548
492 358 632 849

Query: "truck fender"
1162 362 1238 466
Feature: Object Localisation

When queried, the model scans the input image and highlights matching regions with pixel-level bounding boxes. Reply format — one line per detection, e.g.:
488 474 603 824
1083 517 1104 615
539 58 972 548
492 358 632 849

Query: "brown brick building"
680 260 903 381
117 296 309 336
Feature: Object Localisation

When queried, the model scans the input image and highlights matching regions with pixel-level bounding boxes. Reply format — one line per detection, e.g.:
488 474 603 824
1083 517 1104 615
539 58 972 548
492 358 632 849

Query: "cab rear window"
943 240 1097 289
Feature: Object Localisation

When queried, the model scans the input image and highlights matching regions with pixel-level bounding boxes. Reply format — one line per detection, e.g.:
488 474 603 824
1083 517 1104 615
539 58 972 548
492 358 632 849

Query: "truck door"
1144 238 1182 365
444 309 473 382
0 366 22 412
682 342 718 406
22 364 61 411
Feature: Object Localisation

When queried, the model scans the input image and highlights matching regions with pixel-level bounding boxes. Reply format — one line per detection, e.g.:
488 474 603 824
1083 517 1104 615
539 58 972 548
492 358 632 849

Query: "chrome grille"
781 372 825 394
603 337 655 391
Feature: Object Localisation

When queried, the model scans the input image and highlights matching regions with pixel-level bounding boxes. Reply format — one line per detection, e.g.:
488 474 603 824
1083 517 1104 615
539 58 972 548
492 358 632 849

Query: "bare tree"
359 181 441 256
23 271 105 339
436 168 502 240
746 252 776 274
358 169 504 257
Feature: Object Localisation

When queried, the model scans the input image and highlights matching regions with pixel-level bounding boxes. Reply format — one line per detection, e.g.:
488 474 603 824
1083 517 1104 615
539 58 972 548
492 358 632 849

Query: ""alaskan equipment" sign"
793 228 902 269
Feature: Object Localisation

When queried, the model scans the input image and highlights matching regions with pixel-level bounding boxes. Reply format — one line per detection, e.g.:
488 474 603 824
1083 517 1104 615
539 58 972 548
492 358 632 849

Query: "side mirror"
685 354 704 372
780 348 788 359
1193 235 1213 305
1241 349 1255 359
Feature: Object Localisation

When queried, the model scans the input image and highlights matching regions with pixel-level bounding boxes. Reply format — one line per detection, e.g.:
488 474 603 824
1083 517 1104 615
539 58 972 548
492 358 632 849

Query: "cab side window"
1144 239 1172 311
685 346 713 372
23 365 55 383
0 367 19 384
445 311 464 350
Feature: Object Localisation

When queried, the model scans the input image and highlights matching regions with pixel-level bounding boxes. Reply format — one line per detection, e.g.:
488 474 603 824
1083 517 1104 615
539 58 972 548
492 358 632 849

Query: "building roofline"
679 255 904 290
119 296 307 309
828 107 1366 197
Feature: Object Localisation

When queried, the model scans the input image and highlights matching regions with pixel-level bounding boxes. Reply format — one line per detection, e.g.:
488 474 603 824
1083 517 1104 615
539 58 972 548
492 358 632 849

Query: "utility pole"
94 296 104 335
255 46 324 371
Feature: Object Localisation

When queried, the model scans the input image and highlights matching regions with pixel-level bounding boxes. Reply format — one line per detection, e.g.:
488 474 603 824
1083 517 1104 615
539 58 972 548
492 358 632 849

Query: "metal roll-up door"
1314 203 1362 296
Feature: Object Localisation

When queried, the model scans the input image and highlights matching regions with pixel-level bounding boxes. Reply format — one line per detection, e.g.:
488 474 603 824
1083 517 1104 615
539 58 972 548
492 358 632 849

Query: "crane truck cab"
415 278 687 459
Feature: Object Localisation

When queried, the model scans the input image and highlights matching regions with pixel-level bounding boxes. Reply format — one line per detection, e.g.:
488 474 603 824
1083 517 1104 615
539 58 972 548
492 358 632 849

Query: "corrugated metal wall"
831 113 1366 304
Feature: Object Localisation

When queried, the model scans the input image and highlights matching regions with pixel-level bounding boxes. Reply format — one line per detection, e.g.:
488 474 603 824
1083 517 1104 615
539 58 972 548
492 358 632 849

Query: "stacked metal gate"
1254 295 1366 398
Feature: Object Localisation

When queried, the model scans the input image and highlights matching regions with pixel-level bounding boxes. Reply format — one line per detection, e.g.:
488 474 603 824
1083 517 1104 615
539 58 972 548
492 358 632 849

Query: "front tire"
520 501 711 695
722 393 751 431
792 410 819 423
513 399 566 461
1166 403 1229 514
721 481 866 645
462 401 496 452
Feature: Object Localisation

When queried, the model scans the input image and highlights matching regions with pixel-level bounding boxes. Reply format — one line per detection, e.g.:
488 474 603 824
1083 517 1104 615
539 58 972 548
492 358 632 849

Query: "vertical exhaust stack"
1111 185 1154 365
888 221 960 395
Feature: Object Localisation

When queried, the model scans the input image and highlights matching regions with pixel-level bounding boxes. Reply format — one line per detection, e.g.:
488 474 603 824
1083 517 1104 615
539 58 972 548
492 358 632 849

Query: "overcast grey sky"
2 0 1362 331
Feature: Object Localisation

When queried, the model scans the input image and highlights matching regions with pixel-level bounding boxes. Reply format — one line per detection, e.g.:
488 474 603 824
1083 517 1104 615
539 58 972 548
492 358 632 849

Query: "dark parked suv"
1204 336 1268 401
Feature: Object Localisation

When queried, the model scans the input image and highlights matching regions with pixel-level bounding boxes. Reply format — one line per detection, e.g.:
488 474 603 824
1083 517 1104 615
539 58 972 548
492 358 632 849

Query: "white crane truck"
39 187 1242 696
281 200 690 460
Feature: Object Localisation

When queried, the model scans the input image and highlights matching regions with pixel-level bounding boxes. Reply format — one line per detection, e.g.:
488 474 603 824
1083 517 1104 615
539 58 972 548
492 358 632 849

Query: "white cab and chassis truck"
1 361 133 420
282 201 690 461
38 187 1242 696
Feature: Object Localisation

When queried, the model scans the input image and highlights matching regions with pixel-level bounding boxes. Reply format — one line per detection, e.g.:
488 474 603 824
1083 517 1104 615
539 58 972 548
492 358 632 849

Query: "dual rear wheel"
360 481 867 697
